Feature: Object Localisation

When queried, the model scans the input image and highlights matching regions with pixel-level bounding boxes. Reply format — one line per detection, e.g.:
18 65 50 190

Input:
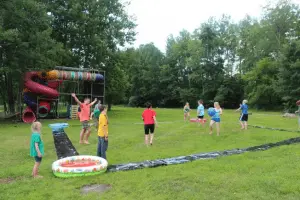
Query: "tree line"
0 0 299 113
119 0 300 110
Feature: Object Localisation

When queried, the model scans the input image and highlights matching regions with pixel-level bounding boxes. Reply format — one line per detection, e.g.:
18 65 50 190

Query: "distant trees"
0 0 299 112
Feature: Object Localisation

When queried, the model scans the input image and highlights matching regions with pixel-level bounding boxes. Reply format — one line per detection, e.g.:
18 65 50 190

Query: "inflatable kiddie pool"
190 118 207 123
52 155 108 178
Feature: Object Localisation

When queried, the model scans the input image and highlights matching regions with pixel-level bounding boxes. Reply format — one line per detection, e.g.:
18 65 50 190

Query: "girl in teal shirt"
30 121 44 178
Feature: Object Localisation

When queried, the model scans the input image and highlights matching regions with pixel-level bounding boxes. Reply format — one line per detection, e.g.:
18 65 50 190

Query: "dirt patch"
81 184 112 194
0 177 15 184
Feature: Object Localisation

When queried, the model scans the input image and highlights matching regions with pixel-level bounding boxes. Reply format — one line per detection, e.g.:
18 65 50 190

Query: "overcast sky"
124 0 300 52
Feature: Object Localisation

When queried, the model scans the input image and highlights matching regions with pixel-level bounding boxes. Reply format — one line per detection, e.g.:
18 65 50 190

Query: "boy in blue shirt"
197 100 205 126
236 100 249 130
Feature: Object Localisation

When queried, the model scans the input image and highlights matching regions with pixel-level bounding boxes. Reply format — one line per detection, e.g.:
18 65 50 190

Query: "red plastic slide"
23 72 60 123
24 72 59 98
22 107 36 123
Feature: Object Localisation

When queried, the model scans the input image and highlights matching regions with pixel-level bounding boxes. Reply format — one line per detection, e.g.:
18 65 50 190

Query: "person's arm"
90 112 94 119
71 93 81 105
153 116 158 127
220 108 223 115
35 143 42 157
197 108 200 116
235 104 242 112
89 98 98 106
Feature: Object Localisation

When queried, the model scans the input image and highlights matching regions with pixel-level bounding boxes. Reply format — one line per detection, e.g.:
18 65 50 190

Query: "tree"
277 40 300 110
243 58 281 109
42 0 136 109
0 0 65 113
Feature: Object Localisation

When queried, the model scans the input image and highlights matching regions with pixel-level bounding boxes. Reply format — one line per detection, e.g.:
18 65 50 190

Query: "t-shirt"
93 103 101 119
30 133 44 157
142 109 156 125
98 113 108 137
197 104 205 116
240 104 248 114
213 108 222 119
80 103 91 122
184 106 190 113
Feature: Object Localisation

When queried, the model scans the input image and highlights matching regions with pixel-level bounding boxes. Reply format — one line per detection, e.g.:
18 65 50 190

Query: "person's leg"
100 138 107 159
244 121 248 130
187 112 190 120
216 122 220 136
200 116 205 127
149 124 155 145
209 120 215 135
80 128 85 144
144 125 150 145
239 114 245 129
97 136 102 157
33 157 42 178
184 113 186 121
84 127 91 144
240 121 245 129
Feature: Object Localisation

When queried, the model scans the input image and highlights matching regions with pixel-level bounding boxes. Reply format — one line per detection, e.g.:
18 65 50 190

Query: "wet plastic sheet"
52 130 79 159
248 125 300 133
49 123 79 159
107 137 300 172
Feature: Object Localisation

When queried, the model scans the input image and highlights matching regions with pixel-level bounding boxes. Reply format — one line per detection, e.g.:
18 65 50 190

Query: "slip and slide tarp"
49 123 300 173
49 123 79 159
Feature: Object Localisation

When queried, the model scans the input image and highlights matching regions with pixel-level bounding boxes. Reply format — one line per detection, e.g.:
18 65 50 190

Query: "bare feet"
209 132 212 135
79 141 84 144
33 175 43 179
84 141 90 144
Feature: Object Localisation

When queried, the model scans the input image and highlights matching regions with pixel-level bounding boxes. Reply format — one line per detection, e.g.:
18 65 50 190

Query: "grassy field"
0 107 300 200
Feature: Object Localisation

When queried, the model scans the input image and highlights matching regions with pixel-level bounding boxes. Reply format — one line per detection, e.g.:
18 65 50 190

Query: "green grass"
0 107 300 200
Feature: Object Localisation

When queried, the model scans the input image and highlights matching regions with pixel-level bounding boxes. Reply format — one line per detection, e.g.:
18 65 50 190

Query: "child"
209 102 222 136
30 121 44 178
295 100 300 129
183 102 191 121
197 100 205 126
97 105 108 159
142 103 158 146
72 93 97 144
236 100 249 130
90 100 102 130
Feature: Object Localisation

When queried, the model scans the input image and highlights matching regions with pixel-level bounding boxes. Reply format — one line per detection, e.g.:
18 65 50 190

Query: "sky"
124 0 300 52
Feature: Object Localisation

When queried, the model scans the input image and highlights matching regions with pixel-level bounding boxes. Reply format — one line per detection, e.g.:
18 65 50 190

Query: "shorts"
197 115 204 119
211 118 220 123
144 124 155 135
240 114 248 121
93 117 99 128
34 156 42 163
81 120 89 129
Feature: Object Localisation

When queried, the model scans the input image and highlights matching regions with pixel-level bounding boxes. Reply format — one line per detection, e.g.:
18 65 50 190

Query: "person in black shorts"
142 103 158 146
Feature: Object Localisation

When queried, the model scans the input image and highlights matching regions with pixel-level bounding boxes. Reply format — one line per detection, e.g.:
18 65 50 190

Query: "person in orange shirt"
72 93 97 144
97 105 108 159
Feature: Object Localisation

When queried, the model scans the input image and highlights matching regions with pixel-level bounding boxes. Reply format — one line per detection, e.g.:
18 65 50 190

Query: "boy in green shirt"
91 100 101 130
30 121 44 178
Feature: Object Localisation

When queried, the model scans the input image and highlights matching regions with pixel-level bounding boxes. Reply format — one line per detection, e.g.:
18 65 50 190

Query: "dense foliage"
0 0 299 112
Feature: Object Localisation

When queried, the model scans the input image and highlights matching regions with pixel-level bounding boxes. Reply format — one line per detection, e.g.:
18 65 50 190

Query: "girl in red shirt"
142 103 158 146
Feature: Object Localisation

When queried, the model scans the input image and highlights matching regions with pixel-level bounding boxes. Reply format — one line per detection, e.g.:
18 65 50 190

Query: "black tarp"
52 129 79 159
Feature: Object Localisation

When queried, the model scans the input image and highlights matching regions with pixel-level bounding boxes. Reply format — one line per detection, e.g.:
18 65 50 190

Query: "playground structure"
21 66 105 123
